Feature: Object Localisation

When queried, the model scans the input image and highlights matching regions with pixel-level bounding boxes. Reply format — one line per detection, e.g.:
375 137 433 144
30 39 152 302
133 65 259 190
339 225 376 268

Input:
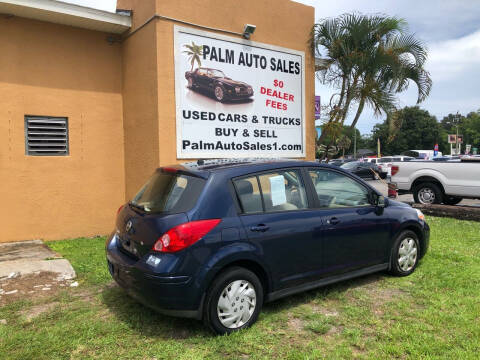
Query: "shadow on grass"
100 271 392 338
100 285 209 339
261 272 386 315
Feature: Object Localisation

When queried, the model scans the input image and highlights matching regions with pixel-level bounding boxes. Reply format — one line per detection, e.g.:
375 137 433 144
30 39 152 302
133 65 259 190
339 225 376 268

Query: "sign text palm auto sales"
174 26 305 158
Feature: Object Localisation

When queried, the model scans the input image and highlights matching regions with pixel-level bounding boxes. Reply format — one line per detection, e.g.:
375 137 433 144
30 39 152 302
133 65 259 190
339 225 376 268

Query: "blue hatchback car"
106 159 429 334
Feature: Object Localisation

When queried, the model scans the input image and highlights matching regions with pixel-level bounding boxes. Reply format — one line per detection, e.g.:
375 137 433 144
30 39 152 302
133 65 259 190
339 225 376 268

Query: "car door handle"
327 217 340 225
250 224 270 232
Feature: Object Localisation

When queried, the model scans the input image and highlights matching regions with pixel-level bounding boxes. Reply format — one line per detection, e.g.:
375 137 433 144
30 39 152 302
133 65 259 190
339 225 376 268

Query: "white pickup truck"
390 159 480 205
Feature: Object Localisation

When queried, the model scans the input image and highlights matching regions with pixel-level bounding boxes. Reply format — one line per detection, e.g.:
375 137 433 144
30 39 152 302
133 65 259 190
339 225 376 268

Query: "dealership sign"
174 26 305 158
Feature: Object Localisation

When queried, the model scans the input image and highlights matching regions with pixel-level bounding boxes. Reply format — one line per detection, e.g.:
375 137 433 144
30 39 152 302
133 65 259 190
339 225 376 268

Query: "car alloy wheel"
214 86 224 101
418 187 435 204
217 280 257 329
397 237 418 272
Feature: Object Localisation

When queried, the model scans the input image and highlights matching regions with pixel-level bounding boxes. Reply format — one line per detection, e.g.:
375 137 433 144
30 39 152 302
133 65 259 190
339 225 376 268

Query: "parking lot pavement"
365 179 480 207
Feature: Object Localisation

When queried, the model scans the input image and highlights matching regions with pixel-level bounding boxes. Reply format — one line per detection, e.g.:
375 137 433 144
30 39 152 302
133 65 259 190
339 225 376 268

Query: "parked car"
106 159 429 334
378 156 414 176
401 150 443 160
328 158 355 167
432 156 461 162
390 158 480 204
340 161 387 179
363 157 379 164
185 67 253 102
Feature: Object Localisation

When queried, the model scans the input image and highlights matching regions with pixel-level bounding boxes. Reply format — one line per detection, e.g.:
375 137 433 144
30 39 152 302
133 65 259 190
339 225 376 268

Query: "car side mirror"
376 195 386 208
370 192 387 208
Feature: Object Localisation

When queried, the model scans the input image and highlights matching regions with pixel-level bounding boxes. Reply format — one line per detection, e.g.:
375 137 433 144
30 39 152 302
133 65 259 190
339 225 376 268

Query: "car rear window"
378 158 392 163
130 170 205 214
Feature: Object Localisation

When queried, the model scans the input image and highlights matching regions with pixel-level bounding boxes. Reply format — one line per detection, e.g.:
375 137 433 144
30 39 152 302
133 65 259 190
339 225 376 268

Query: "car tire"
203 266 263 335
443 196 463 206
187 77 194 89
214 85 226 102
413 182 443 204
389 230 420 277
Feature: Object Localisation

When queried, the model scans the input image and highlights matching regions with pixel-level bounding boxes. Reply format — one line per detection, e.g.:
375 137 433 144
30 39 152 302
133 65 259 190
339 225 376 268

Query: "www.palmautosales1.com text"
182 140 302 152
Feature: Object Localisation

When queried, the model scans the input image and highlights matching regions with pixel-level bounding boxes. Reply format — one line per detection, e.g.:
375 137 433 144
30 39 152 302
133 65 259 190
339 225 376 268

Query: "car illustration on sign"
185 67 254 102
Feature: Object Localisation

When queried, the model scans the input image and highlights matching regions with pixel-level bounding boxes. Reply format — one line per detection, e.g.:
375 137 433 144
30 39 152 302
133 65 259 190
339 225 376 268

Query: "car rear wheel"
413 182 443 204
389 230 420 276
214 85 225 102
203 267 263 335
443 196 463 206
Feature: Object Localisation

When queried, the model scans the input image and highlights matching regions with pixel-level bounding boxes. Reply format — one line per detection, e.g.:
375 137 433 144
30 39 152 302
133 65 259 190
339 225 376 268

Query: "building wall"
0 17 125 242
1 0 315 241
120 0 161 199
120 0 315 198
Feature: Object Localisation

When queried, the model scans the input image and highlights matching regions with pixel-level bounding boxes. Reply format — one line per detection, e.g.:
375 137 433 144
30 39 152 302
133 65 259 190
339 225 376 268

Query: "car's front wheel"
389 230 420 276
203 267 263 335
214 85 225 102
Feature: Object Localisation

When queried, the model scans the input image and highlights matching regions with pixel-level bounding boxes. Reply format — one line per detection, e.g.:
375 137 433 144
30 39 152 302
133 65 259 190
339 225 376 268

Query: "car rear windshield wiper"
129 201 145 212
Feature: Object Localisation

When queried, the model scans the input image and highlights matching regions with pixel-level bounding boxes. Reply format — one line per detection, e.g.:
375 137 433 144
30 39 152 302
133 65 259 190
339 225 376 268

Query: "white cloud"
299 0 480 133
427 30 480 82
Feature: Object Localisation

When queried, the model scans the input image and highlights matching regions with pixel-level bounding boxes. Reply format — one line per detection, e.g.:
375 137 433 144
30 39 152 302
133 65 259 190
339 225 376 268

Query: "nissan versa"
106 159 429 334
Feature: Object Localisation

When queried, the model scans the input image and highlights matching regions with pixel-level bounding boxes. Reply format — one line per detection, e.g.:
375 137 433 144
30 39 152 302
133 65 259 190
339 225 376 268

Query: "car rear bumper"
105 233 204 319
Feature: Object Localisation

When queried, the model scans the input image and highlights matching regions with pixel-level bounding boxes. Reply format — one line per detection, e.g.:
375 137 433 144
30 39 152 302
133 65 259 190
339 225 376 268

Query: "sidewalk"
0 240 75 280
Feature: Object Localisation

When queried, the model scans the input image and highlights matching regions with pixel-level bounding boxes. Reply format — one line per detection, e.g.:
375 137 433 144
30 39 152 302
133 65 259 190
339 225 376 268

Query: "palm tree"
336 135 352 158
183 41 203 71
312 13 432 140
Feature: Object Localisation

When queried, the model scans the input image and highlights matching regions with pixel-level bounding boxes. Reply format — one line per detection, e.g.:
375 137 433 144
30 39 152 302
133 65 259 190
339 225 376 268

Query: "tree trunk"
339 74 359 125
350 95 366 129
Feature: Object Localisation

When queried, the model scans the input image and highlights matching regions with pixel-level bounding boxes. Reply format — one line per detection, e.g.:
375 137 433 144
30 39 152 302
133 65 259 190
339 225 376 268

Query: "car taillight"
117 204 124 215
153 219 221 253
391 165 399 176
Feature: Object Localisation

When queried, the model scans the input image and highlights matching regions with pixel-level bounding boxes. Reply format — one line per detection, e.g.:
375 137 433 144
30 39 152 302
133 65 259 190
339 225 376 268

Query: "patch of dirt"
287 316 304 332
20 302 59 321
310 304 339 317
0 271 75 306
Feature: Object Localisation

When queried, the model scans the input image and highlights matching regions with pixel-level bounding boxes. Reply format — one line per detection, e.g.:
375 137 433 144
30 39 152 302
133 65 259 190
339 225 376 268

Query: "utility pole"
455 111 460 155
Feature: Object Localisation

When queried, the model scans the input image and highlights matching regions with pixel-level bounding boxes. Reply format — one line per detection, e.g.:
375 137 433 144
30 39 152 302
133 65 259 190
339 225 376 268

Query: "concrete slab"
0 240 76 280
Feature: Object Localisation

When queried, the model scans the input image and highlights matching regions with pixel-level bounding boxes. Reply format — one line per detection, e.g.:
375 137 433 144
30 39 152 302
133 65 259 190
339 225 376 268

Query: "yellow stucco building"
0 0 315 242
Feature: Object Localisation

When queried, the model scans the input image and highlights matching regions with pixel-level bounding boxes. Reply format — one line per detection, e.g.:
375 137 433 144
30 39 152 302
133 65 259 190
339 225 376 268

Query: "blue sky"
296 0 480 134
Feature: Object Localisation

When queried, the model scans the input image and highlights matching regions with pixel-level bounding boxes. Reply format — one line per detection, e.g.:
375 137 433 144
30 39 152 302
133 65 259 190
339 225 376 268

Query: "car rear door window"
234 176 263 214
234 170 308 214
308 169 371 208
258 170 308 212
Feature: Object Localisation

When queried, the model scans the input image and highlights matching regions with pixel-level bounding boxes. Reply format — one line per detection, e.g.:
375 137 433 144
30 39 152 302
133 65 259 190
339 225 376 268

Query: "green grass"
1 216 480 359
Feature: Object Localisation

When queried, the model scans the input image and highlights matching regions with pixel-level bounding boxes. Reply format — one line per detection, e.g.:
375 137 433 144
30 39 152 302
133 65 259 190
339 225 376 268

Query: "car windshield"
209 69 225 78
130 169 205 213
